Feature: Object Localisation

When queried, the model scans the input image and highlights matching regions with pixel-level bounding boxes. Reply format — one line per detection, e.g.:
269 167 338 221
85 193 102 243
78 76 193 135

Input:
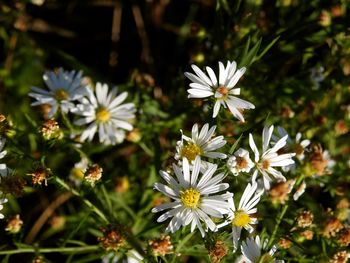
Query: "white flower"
29 68 89 118
0 193 8 219
218 183 262 251
237 236 283 263
0 138 9 177
272 127 310 161
69 158 89 186
249 125 296 190
72 83 136 145
152 157 232 237
184 61 255 121
227 148 254 176
175 123 227 163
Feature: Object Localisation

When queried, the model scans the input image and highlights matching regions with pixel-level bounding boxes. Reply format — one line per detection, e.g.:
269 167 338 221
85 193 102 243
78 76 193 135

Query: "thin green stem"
54 177 108 224
267 204 289 249
0 245 99 255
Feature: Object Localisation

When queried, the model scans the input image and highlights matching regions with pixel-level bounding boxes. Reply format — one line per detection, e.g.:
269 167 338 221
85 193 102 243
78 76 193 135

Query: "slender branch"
0 245 99 255
54 177 108 224
267 204 289 249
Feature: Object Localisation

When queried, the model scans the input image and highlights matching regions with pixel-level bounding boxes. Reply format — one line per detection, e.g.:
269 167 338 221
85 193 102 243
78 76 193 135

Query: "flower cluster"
29 68 136 146
152 60 303 261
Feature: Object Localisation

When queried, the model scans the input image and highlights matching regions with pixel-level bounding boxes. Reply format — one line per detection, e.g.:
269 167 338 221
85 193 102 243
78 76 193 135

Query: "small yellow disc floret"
181 143 202 162
180 188 200 208
232 210 251 227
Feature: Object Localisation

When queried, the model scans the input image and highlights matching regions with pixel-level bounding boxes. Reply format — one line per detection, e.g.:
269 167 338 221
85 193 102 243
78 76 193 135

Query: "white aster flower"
272 127 310 161
185 61 255 121
29 68 89 118
0 138 9 177
249 125 296 190
152 157 232 237
237 236 284 263
175 123 227 163
69 157 89 186
72 83 135 145
227 148 254 176
0 193 8 219
218 183 262 252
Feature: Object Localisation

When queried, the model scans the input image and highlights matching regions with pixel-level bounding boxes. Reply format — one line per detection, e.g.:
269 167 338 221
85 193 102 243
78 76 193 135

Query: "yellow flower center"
232 210 251 227
71 168 84 179
180 188 200 208
54 88 69 100
180 143 202 162
96 108 111 123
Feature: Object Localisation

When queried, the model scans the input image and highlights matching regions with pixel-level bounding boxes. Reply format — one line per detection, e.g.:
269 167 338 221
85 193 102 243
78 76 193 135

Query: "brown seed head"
329 251 349 263
269 180 295 204
337 227 350 247
40 119 63 140
310 144 328 176
0 175 26 197
278 238 292 249
300 229 314 240
297 211 314 228
98 227 125 251
149 235 173 256
84 164 103 187
28 166 52 186
5 214 23 234
322 217 344 238
208 240 229 263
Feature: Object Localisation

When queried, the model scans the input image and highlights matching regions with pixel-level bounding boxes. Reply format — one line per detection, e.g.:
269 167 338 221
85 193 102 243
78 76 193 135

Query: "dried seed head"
329 251 349 263
300 229 314 240
310 144 328 176
269 180 295 204
40 119 63 140
32 255 45 263
278 238 292 249
84 164 103 187
322 217 344 238
0 175 26 197
335 120 348 136
5 214 23 234
98 226 125 251
297 211 314 228
126 128 142 143
208 240 229 263
149 235 173 257
337 227 350 247
28 166 52 186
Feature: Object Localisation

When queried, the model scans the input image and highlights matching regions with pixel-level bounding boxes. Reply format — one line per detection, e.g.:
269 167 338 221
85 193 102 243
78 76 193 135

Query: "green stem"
54 177 108 224
0 245 99 255
267 204 289 249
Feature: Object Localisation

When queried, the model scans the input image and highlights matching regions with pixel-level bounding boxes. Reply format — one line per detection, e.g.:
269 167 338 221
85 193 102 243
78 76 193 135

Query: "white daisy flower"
175 123 227 163
0 193 8 219
184 61 255 121
69 157 89 186
249 125 296 190
72 83 136 145
152 157 233 237
29 68 89 118
218 183 262 252
272 127 310 161
0 138 9 177
237 236 284 263
227 148 254 176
